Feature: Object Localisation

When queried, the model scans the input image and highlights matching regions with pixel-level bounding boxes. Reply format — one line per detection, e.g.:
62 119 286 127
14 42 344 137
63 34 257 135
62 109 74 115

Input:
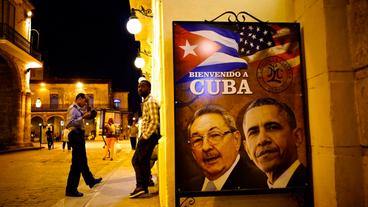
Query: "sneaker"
148 179 155 186
129 187 147 198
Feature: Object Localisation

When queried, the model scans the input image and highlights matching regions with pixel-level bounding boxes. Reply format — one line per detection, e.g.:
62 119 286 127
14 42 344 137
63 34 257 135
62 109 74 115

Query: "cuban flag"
174 23 248 82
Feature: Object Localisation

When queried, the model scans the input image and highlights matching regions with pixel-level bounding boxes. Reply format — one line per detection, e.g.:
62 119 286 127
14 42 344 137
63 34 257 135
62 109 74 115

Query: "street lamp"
35 98 42 108
126 12 142 35
38 122 42 148
126 6 153 35
134 54 145 68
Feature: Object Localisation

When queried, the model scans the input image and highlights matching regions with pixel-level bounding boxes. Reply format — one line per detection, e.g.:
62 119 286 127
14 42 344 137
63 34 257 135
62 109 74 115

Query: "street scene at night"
1 0 368 206
0 140 159 207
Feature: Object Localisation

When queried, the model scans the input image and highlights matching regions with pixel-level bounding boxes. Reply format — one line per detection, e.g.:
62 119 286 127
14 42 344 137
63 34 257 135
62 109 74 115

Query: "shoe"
148 179 155 186
129 187 147 198
88 177 103 189
65 191 83 197
102 157 106 160
110 158 113 161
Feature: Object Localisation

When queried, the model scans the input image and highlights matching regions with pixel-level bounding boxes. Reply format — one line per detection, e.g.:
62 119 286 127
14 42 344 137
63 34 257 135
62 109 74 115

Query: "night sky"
31 0 141 112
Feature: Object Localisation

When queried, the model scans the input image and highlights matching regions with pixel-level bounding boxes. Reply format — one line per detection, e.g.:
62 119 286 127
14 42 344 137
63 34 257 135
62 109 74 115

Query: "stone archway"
31 116 43 142
0 55 22 148
46 116 64 141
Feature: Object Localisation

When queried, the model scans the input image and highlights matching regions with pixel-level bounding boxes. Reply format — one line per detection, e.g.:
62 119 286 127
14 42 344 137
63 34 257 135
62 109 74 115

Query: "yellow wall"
155 0 367 206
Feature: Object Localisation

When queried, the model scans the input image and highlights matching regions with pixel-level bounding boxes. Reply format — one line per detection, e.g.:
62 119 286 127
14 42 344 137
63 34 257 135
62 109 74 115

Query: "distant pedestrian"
103 118 117 161
130 80 160 198
65 93 102 197
46 128 53 150
62 128 71 152
128 120 139 150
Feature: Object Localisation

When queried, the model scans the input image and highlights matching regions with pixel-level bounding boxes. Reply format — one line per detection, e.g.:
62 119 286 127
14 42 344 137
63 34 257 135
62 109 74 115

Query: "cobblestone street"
0 140 159 207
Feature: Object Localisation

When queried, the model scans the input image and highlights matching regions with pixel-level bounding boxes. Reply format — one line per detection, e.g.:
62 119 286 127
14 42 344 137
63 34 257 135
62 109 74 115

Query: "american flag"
237 23 300 67
238 24 275 56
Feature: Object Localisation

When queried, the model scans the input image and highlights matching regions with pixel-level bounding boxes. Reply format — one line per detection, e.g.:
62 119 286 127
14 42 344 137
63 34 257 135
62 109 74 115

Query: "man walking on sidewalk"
130 80 160 198
65 93 102 197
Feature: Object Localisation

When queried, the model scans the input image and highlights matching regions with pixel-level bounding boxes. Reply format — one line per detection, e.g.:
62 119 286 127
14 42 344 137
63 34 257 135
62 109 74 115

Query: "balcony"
0 23 41 61
31 104 114 112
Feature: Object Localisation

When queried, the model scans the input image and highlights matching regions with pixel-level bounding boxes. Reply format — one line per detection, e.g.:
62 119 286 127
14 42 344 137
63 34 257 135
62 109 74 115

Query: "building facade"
30 80 129 143
0 0 42 149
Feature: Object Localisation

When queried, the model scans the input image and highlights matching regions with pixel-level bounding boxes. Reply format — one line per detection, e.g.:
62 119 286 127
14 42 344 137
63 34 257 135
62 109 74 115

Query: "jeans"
131 133 159 189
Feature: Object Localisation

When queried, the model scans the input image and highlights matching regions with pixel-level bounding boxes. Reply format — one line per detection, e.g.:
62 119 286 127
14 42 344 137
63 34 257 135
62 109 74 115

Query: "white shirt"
201 154 240 191
267 160 301 188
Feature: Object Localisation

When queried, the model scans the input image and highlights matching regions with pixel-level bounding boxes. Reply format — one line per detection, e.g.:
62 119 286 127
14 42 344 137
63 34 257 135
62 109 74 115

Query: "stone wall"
348 0 368 206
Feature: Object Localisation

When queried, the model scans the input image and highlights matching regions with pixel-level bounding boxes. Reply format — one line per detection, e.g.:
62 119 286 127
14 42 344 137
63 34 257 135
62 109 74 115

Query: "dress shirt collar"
267 160 301 189
201 154 240 191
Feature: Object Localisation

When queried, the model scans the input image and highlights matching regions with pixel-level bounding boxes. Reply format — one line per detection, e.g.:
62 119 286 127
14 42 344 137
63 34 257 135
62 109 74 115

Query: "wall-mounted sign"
174 21 312 207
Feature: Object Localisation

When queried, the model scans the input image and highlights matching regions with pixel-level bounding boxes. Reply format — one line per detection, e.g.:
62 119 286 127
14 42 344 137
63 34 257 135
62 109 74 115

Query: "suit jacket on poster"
287 163 307 188
181 154 267 191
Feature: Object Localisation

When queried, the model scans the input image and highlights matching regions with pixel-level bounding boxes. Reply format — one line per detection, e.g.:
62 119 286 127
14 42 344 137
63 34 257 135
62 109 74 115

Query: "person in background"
62 128 71 152
46 128 53 150
242 97 307 188
103 118 117 161
65 93 102 197
130 80 160 198
129 119 139 150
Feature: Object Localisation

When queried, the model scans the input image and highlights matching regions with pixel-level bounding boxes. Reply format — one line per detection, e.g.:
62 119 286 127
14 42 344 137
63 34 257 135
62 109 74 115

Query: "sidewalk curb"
0 146 44 154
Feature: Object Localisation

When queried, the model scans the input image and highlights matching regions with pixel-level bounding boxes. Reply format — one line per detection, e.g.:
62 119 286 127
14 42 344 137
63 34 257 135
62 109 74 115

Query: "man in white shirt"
185 105 266 191
242 97 307 188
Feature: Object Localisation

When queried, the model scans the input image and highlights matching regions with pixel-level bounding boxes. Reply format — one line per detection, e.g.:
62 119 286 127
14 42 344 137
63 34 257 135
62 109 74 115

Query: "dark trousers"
47 137 53 150
132 133 159 189
66 129 94 193
62 141 71 150
130 137 137 150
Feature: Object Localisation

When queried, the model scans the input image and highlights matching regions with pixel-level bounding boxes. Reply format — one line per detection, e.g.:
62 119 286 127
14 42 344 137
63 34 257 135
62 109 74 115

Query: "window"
113 99 121 109
50 94 59 109
1 0 15 28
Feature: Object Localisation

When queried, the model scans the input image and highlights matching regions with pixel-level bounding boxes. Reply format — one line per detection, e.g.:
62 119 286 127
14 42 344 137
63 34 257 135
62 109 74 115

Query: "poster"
173 21 311 206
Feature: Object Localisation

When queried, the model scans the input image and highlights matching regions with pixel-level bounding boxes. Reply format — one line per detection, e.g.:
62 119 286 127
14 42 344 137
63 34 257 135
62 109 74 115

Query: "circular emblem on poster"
256 56 293 93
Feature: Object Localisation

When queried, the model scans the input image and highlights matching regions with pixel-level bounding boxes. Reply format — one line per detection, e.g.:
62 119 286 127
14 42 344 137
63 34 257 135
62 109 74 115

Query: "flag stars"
267 41 272 46
263 30 268 35
259 38 264 42
179 40 198 58
256 27 260 32
248 26 253 30
252 34 256 39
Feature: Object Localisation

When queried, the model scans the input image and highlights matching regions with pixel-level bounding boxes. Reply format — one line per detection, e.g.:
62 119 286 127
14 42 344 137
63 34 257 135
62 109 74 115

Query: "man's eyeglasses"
188 130 233 149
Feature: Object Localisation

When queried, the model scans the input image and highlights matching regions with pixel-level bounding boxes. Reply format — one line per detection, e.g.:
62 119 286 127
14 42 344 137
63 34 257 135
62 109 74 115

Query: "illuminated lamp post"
38 122 42 148
126 7 153 35
35 98 42 108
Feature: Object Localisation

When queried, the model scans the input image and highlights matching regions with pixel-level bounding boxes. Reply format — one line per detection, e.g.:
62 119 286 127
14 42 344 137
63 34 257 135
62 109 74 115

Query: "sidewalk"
52 140 160 207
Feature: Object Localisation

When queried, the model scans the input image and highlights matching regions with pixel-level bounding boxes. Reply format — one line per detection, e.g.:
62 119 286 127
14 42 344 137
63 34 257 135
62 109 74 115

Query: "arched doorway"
47 116 64 141
0 55 21 148
31 116 43 142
